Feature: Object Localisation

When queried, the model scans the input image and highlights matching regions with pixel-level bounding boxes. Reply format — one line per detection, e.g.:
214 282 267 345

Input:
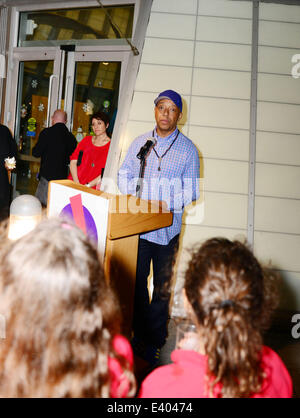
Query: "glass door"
10 47 128 197
10 48 62 196
63 51 127 140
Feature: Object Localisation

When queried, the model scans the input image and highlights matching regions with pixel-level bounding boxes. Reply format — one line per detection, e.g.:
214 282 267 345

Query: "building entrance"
4 3 134 197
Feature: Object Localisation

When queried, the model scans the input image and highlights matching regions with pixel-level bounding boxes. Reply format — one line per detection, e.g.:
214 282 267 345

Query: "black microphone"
136 137 157 160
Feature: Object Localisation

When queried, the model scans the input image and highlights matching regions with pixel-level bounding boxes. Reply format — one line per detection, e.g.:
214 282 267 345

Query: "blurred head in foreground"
0 217 135 397
184 237 278 398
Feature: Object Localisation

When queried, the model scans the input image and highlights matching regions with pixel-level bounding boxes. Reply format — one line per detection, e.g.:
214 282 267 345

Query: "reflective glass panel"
15 60 54 195
18 5 134 46
71 61 121 140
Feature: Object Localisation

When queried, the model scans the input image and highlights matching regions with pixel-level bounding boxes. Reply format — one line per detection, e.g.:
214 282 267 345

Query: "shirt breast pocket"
165 150 186 178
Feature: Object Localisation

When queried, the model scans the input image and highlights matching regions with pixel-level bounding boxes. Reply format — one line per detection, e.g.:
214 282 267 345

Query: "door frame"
9 47 64 137
8 45 130 135
6 47 63 135
64 49 130 132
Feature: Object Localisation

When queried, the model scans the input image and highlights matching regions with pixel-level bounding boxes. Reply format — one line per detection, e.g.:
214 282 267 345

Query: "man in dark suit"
0 124 18 221
32 109 77 206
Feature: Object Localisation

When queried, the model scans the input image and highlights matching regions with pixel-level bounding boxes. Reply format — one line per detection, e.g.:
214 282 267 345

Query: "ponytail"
203 302 263 397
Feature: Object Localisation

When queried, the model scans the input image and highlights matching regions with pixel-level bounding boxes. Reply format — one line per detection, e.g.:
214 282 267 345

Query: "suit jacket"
32 123 77 181
0 124 18 210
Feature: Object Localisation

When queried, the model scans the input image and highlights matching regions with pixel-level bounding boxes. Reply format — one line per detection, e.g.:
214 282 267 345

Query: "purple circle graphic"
60 204 98 244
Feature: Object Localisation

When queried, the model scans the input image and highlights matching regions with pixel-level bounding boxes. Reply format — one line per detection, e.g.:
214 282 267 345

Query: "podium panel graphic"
47 180 173 336
48 181 109 262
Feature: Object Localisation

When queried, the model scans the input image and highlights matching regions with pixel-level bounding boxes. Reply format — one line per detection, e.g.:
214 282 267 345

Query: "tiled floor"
155 317 300 398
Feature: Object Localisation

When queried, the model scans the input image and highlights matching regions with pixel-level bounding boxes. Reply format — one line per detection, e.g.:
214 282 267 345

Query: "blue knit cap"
154 89 182 112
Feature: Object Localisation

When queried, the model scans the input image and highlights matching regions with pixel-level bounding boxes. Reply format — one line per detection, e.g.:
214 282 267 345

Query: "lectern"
47 180 173 337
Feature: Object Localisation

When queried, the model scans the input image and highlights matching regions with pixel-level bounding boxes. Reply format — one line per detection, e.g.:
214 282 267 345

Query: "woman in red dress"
69 111 110 189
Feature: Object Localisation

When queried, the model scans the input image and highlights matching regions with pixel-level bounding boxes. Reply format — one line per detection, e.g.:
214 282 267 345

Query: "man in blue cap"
118 89 200 366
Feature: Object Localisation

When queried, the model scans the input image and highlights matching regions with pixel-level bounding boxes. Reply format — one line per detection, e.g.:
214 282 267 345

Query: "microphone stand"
136 156 146 198
135 137 156 198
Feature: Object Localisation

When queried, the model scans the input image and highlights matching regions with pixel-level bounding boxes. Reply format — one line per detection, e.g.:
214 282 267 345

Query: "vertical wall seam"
247 1 259 248
0 7 8 117
187 0 199 139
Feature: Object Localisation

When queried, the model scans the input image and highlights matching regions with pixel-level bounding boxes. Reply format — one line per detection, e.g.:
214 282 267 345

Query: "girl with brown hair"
139 238 292 398
0 217 135 398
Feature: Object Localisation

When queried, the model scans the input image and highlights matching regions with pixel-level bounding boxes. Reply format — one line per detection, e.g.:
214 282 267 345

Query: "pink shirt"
139 346 293 398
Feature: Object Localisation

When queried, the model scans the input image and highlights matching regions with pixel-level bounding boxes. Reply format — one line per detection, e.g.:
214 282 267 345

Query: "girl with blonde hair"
0 217 135 398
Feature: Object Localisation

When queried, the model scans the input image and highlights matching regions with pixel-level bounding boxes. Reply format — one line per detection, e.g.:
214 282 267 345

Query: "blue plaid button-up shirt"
118 127 200 245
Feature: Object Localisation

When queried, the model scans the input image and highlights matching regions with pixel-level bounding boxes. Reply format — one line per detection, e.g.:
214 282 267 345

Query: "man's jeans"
133 235 179 348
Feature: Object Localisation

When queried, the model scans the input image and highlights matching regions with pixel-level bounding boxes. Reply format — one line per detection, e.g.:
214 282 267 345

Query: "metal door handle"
64 75 72 111
47 74 57 127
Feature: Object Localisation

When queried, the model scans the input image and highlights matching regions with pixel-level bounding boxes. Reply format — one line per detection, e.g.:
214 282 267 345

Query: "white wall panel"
276 271 300 311
192 68 251 99
260 3 300 23
255 163 300 199
190 96 250 130
195 42 251 71
257 102 300 134
128 91 157 122
198 0 252 18
189 126 249 161
141 38 195 66
129 91 188 123
181 191 247 229
255 196 300 234
201 191 248 229
196 16 252 44
175 224 247 287
254 231 300 272
181 224 247 248
259 21 300 48
256 3 300 310
258 73 300 105
123 121 155 151
123 120 189 154
146 12 196 40
151 0 197 15
256 131 300 166
204 159 249 194
135 64 192 94
258 46 299 76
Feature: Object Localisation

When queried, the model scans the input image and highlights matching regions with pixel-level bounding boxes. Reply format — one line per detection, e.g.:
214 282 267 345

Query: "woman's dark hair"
184 237 278 398
91 111 110 128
